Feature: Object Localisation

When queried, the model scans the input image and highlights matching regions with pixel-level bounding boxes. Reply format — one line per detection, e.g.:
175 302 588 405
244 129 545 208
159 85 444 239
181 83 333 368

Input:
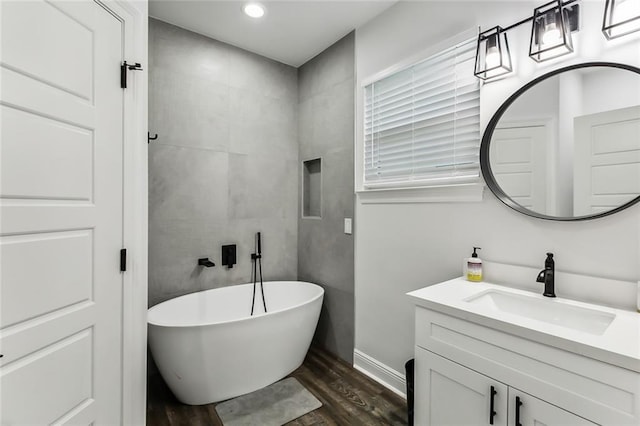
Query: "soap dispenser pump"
467 247 482 282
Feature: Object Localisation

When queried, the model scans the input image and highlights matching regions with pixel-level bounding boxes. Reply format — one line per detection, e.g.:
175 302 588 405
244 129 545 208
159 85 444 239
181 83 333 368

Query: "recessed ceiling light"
243 3 265 19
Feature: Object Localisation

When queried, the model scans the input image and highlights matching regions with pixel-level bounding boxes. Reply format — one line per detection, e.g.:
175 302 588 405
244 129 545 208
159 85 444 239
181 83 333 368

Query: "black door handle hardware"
515 396 523 426
489 386 497 424
120 61 143 88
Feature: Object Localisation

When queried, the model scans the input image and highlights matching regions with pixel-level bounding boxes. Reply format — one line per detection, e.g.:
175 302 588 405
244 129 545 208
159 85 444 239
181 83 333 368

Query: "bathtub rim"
147 280 324 328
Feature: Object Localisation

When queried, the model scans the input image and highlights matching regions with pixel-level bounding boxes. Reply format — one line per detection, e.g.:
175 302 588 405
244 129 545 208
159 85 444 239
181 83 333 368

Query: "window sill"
356 183 485 204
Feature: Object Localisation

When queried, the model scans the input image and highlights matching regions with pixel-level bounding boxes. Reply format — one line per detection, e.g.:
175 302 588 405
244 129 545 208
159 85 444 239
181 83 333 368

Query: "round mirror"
481 62 640 221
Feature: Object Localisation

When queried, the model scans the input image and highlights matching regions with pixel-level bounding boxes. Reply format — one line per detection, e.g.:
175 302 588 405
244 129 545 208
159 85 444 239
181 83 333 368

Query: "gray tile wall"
149 20 355 363
297 33 356 363
148 19 299 307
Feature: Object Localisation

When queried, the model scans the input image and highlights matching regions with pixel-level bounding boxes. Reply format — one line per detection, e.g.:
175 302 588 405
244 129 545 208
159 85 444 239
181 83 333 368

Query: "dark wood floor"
147 345 408 425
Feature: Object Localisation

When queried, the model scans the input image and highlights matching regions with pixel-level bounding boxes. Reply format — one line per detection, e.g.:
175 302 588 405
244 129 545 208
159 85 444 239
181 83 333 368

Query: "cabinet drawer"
415 307 640 425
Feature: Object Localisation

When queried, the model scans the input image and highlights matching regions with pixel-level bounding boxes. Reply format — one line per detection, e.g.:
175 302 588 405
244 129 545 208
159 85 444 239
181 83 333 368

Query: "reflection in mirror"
483 63 640 220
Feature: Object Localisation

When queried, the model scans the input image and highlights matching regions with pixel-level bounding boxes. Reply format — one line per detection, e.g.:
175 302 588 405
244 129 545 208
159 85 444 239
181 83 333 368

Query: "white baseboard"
353 349 407 399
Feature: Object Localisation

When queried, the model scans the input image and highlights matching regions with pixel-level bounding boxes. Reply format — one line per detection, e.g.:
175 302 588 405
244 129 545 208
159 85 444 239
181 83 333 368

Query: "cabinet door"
508 388 597 426
416 347 508 425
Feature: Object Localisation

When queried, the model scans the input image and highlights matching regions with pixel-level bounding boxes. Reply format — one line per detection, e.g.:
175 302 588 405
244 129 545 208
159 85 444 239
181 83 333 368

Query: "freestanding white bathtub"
147 281 324 405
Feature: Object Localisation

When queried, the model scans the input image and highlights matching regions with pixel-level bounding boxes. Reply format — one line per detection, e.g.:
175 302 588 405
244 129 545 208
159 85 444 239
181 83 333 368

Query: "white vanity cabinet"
409 285 640 426
416 347 595 425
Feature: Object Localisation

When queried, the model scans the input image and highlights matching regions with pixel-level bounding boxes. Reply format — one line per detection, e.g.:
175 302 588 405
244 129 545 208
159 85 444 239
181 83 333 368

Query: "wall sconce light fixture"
476 0 589 80
474 26 512 80
529 1 579 62
603 0 640 39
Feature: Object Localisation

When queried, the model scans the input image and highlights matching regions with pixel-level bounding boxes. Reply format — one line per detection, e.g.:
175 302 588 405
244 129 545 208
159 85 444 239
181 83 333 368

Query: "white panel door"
574 106 640 216
490 125 548 212
415 347 508 426
508 388 597 426
0 1 124 424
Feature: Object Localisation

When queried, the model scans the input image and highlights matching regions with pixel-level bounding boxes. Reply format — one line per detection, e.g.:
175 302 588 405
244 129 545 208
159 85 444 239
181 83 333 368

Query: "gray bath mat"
215 377 322 426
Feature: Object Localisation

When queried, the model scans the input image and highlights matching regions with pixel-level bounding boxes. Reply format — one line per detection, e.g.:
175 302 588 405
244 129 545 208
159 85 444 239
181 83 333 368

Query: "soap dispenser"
467 247 482 282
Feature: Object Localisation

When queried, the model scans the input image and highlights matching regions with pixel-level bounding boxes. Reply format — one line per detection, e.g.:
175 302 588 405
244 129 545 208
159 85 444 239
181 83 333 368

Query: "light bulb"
542 23 561 45
485 47 501 69
243 3 265 18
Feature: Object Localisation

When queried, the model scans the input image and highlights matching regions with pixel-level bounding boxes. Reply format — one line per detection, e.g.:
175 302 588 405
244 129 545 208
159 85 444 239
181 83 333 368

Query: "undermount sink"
464 290 616 335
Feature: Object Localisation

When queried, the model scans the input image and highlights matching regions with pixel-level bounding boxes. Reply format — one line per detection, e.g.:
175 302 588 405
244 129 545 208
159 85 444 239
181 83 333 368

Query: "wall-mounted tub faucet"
198 258 215 267
536 252 555 297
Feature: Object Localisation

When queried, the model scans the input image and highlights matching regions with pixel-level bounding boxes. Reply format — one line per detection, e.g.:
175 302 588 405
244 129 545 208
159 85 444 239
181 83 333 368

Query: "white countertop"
407 278 640 373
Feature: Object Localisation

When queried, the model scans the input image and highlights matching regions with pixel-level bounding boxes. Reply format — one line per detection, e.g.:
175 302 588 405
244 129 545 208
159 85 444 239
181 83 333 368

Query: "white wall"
354 0 640 386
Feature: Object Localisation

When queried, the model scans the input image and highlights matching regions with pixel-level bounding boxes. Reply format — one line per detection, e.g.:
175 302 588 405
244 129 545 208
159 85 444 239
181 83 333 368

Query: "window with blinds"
364 38 480 189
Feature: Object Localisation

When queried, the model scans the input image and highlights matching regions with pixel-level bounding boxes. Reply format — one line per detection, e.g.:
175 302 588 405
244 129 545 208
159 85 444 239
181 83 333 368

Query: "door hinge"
120 248 127 272
121 61 143 89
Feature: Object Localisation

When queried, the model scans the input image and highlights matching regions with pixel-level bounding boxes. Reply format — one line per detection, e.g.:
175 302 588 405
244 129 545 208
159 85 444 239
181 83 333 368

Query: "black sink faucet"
536 252 556 298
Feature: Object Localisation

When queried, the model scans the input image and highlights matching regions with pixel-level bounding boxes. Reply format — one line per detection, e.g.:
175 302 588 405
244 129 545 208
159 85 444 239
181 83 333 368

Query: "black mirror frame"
480 62 640 221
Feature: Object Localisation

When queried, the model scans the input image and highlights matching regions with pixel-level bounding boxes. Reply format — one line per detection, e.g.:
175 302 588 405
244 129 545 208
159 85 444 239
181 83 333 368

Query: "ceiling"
149 0 397 67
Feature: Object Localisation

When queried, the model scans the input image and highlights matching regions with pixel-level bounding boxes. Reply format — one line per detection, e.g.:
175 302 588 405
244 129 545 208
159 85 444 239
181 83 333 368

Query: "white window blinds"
364 38 480 188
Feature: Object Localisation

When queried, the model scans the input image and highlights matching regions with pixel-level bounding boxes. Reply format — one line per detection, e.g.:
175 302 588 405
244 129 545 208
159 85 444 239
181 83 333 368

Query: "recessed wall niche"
302 158 322 218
